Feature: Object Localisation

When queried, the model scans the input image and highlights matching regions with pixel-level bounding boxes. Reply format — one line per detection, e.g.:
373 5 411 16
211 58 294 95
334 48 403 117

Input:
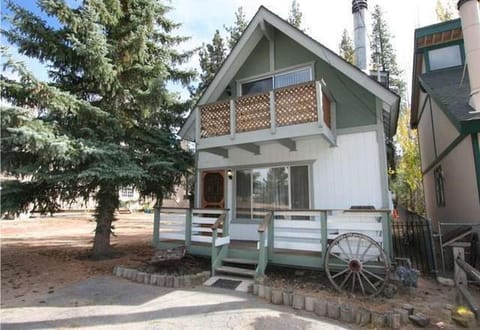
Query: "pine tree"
225 7 248 50
436 0 457 22
391 108 425 215
1 0 194 258
369 5 406 101
288 0 303 29
338 29 355 65
192 29 226 99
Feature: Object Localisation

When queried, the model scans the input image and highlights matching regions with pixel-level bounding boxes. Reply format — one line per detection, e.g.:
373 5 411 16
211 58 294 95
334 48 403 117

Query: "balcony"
196 81 336 153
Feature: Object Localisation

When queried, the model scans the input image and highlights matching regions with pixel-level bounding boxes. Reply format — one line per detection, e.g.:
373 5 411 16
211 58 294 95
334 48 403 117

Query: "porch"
152 208 392 282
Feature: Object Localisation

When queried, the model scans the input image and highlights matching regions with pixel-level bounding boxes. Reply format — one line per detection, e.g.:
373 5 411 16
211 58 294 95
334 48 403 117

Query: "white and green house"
154 6 400 293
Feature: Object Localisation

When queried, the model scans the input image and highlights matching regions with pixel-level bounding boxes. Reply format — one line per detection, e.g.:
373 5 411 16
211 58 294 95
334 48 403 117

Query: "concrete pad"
0 276 350 330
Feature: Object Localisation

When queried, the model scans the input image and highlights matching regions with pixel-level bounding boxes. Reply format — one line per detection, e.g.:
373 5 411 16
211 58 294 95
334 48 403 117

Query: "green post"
211 228 218 275
257 231 266 277
320 211 328 267
185 208 192 248
267 213 274 259
223 211 229 236
153 207 160 248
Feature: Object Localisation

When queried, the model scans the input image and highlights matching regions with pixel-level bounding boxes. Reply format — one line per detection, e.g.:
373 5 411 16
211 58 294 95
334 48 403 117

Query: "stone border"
251 284 432 329
113 266 210 288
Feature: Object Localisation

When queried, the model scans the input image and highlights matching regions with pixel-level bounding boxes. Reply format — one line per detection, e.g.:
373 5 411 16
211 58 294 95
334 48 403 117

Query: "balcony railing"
199 81 331 139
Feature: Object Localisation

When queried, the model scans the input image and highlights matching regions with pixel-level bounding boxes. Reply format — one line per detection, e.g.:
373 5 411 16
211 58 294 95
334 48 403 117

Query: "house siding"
418 95 438 170
423 135 480 226
430 96 460 155
198 130 384 240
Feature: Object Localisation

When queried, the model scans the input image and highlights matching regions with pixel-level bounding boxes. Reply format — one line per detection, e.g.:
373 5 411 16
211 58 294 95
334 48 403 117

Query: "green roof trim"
461 119 480 134
415 18 462 40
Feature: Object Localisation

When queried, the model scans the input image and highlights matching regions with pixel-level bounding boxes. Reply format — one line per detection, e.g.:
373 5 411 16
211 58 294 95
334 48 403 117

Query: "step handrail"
211 211 230 276
256 212 273 277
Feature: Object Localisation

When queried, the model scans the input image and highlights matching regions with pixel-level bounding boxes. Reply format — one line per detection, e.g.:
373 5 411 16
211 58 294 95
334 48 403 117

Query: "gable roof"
180 6 400 140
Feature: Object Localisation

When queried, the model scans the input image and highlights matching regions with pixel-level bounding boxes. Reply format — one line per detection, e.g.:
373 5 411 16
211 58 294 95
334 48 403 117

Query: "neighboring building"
410 0 480 229
179 5 399 241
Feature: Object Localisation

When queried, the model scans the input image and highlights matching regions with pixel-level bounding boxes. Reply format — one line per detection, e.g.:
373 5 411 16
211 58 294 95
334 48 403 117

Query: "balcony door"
201 170 225 209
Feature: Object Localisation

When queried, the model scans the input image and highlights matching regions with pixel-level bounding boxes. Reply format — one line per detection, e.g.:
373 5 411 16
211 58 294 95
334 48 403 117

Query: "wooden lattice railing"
275 82 317 127
200 100 230 138
235 92 270 133
199 81 332 138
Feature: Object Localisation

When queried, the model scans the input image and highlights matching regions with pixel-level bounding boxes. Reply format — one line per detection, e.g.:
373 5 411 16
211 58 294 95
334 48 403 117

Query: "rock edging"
113 266 210 288
251 284 431 329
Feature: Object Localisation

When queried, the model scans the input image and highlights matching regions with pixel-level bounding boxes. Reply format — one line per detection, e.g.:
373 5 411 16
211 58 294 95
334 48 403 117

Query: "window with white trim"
121 186 134 198
235 165 310 220
240 66 312 96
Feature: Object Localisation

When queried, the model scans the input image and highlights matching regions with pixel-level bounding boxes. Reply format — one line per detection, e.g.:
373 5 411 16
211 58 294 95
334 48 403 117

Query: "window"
428 45 462 71
240 66 312 96
235 165 309 219
434 166 445 207
121 187 134 198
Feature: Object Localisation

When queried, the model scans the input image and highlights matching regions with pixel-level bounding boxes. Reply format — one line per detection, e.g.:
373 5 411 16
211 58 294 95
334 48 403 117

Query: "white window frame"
233 163 312 221
237 62 315 96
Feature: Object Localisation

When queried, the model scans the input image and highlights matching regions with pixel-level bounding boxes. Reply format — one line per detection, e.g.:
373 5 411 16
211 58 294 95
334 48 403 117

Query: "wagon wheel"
324 232 389 297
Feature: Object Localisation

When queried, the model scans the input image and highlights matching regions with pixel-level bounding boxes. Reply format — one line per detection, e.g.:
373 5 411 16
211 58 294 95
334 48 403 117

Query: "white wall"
199 130 384 208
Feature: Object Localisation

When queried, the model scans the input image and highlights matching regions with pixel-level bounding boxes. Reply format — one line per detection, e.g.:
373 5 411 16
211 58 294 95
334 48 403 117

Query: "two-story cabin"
410 0 480 232
157 6 399 294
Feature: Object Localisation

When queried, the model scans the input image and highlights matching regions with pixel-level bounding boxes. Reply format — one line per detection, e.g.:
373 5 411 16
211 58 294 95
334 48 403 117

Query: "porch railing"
211 212 230 275
199 81 331 139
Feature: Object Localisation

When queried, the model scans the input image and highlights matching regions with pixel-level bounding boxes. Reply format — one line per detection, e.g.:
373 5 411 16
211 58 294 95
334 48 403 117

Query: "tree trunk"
93 183 119 258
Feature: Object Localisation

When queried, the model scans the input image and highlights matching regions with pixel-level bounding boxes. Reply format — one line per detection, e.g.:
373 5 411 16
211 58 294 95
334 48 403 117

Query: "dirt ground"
1 213 478 329
1 212 155 308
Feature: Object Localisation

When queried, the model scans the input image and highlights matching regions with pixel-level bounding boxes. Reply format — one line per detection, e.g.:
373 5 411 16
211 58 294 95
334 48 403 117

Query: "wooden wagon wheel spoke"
332 267 350 279
339 270 353 289
362 268 385 282
324 232 389 297
329 251 349 264
359 269 378 291
357 273 366 295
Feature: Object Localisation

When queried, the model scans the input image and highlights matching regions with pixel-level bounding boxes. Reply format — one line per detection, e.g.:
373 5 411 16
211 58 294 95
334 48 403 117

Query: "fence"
392 207 437 275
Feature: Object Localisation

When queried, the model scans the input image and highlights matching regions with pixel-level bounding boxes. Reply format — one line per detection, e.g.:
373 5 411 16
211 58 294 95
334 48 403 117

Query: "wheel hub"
349 259 362 272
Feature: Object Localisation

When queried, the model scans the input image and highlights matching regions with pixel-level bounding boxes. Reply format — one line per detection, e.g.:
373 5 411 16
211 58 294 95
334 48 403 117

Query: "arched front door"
201 170 225 209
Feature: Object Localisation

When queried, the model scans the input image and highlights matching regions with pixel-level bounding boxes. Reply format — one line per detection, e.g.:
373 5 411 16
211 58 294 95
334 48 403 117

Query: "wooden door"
201 170 225 209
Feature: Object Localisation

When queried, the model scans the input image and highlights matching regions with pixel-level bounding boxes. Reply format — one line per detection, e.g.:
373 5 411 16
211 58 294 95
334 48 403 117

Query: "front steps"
214 256 258 278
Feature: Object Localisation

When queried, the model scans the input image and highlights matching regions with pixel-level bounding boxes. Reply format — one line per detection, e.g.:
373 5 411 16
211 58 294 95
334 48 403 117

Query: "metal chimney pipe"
458 0 480 112
352 0 368 71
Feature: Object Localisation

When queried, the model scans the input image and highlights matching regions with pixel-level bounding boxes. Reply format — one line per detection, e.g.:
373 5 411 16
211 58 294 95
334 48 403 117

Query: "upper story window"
427 44 462 71
240 66 312 96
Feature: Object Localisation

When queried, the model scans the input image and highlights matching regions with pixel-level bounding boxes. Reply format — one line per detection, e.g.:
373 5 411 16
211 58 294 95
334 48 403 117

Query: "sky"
2 0 454 100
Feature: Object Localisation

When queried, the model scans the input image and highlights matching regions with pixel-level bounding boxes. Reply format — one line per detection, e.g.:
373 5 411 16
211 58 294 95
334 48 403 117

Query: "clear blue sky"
2 0 448 100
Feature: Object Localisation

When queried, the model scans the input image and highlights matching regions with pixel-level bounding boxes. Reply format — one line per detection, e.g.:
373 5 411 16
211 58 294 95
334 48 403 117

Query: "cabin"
154 5 399 289
410 1 480 234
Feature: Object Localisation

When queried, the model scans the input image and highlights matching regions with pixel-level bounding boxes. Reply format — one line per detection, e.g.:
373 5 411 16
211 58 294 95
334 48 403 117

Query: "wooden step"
215 265 256 277
222 257 258 265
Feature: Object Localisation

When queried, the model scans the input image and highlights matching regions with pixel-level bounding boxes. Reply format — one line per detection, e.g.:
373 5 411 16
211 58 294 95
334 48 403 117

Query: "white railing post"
315 81 324 128
270 91 276 134
230 99 236 140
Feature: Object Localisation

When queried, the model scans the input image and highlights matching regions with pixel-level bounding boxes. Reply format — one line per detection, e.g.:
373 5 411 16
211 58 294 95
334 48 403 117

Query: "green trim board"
423 134 467 175
414 18 461 40
461 119 480 134
472 134 480 203
418 77 462 132
428 96 439 159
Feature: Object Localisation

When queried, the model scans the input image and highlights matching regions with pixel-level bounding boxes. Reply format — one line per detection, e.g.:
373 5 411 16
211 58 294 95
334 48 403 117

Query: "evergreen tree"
391 108 425 215
288 0 303 29
436 0 456 22
338 29 355 65
369 5 405 101
1 0 194 258
225 7 248 50
192 29 226 99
